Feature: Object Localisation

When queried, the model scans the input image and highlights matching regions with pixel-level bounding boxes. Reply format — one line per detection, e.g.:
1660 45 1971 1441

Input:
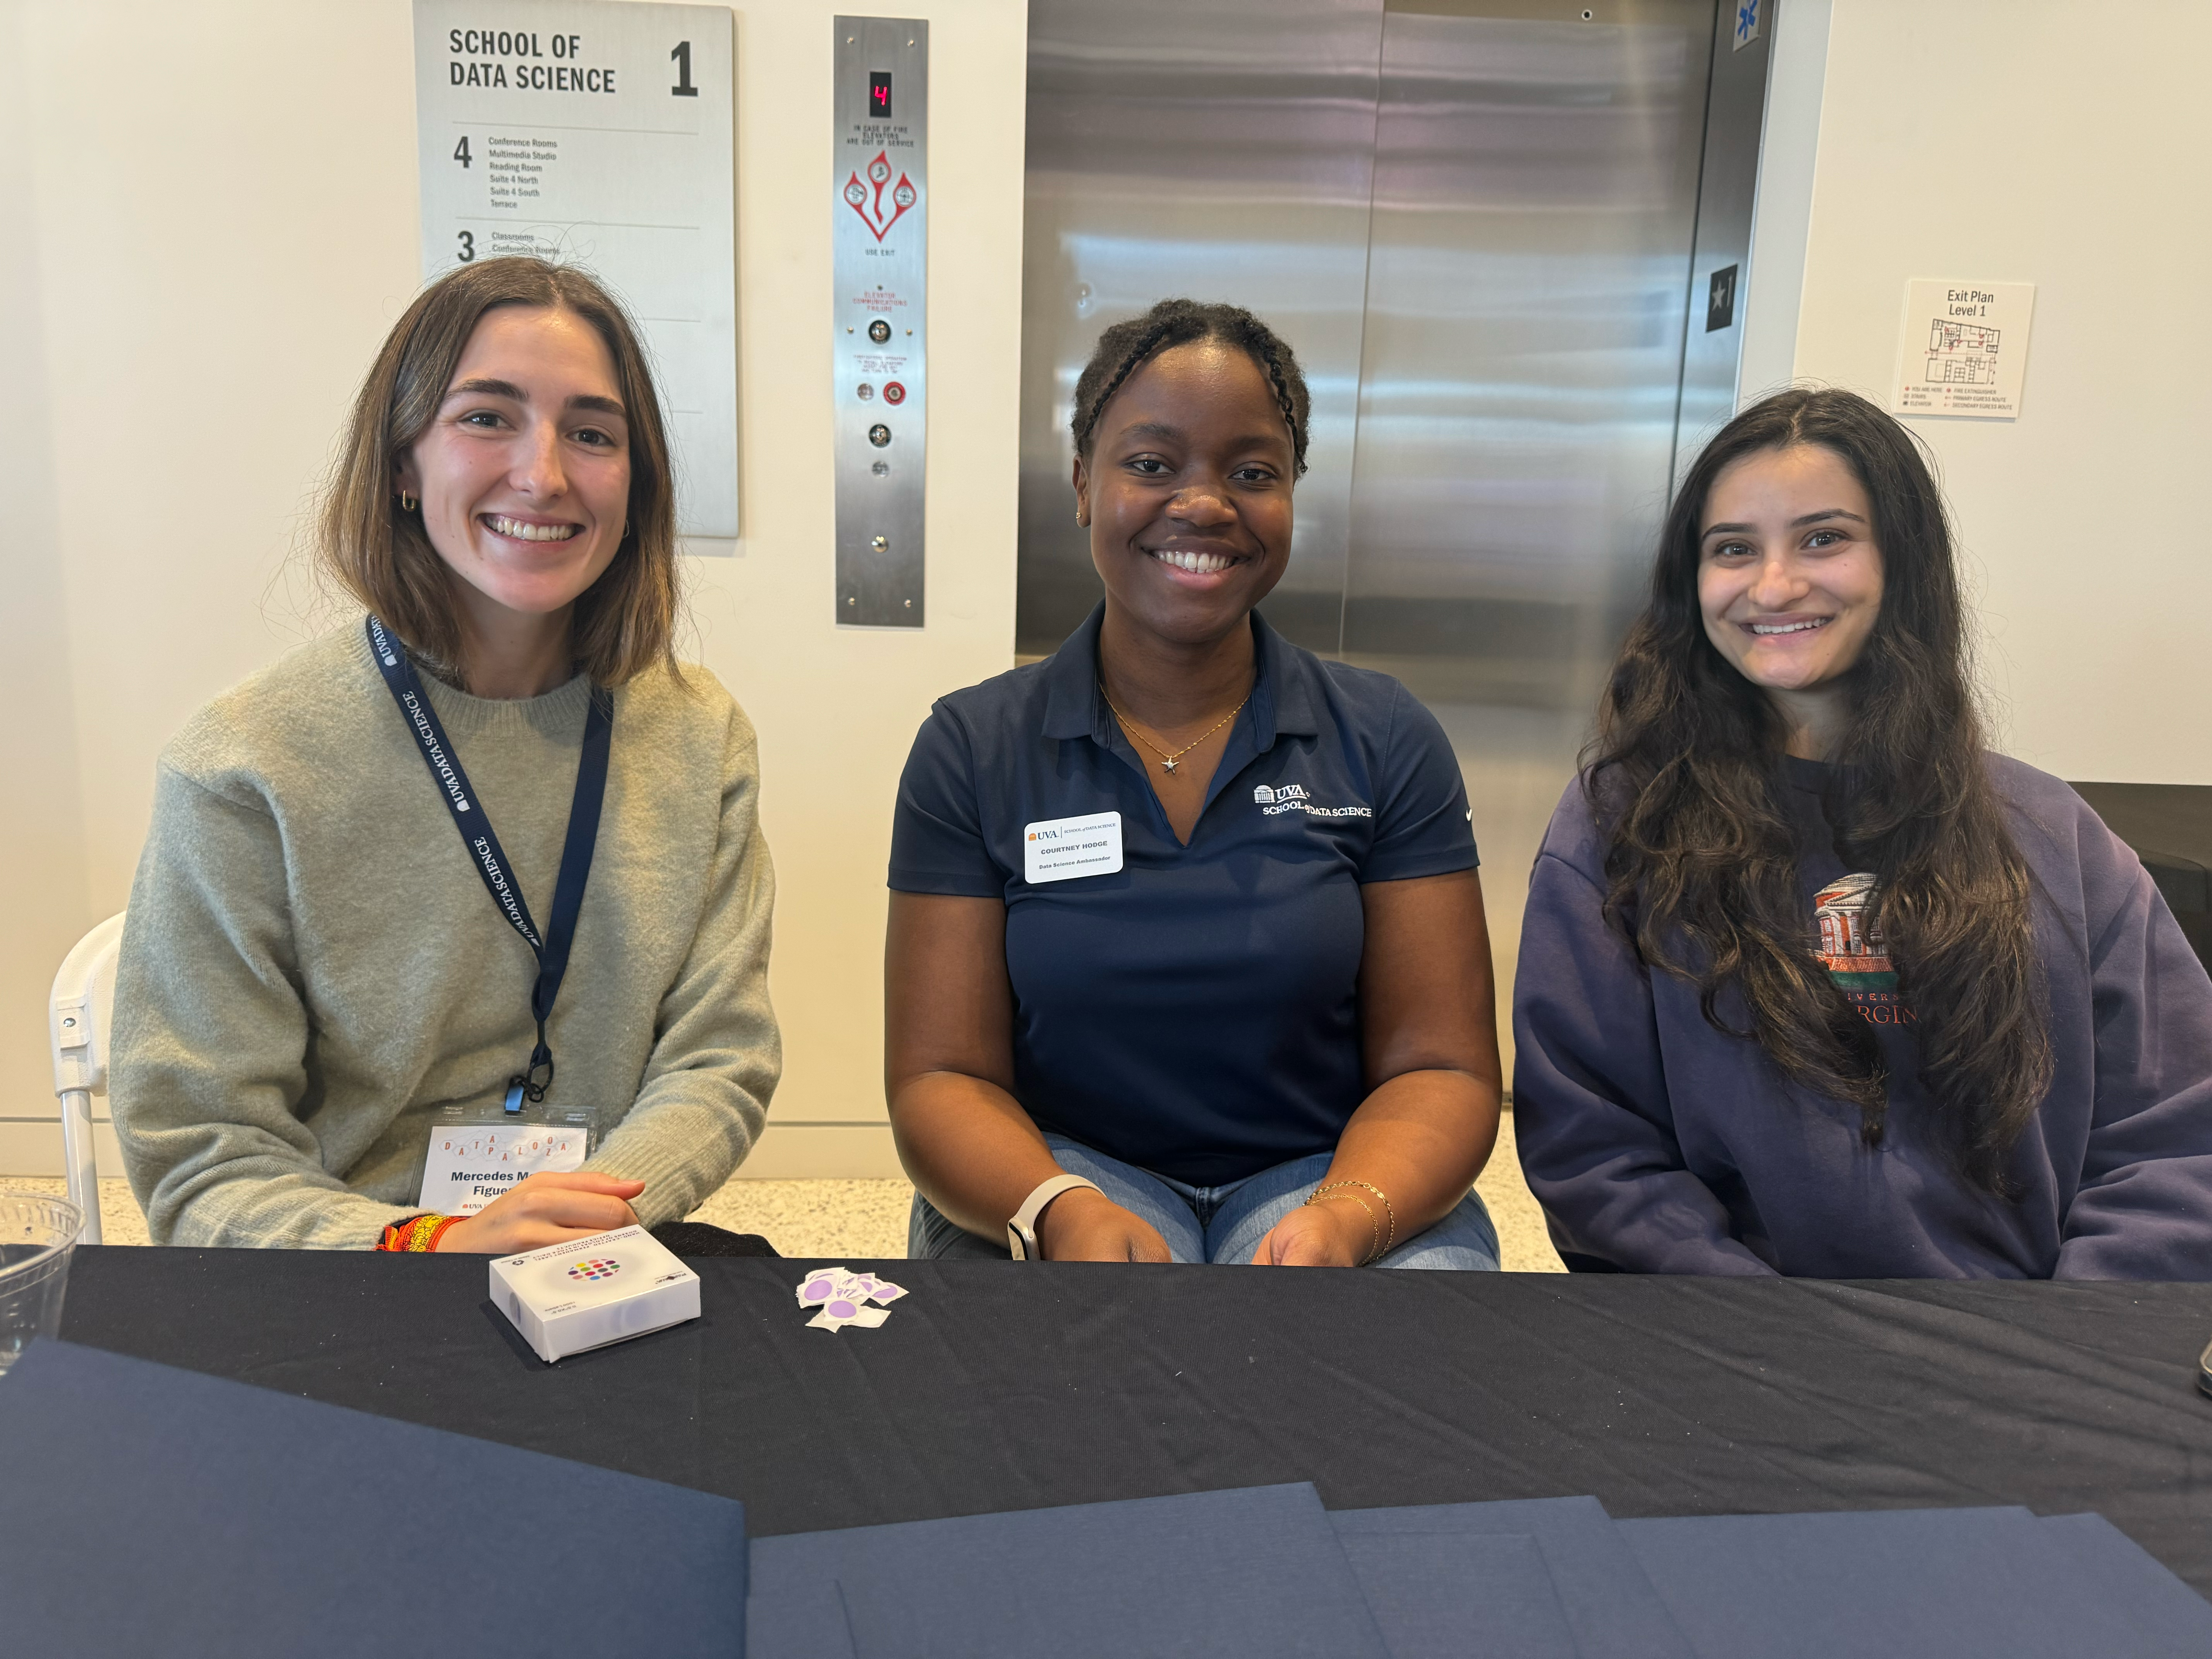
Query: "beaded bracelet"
1302 1188 1381 1266
377 1213 462 1253
1310 1179 1396 1257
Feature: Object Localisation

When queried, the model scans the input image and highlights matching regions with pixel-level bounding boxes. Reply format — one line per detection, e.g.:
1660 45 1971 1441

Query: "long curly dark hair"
1070 299 1312 477
1589 388 2049 1192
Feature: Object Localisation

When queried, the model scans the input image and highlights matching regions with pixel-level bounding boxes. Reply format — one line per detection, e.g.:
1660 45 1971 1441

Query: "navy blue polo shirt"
888 603 1478 1186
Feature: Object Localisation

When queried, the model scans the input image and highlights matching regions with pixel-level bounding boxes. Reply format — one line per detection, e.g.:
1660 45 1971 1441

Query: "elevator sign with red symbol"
844 151 918 242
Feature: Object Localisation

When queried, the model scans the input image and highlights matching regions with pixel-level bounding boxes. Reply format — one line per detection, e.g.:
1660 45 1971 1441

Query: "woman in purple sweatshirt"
1512 388 2212 1278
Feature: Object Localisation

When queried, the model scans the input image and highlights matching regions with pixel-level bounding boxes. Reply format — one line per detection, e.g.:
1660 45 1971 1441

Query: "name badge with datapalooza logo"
1024 811 1123 884
418 1104 596 1216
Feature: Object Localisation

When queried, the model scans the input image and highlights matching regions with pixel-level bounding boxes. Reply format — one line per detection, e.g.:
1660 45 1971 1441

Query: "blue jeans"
908 1132 1501 1270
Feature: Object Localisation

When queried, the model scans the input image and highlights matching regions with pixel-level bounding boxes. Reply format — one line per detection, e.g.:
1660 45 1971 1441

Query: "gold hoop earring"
398 491 418 513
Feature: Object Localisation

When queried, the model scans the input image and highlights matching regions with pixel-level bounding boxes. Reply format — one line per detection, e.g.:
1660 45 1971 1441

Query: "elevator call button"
868 319 892 343
883 381 906 405
868 424 892 447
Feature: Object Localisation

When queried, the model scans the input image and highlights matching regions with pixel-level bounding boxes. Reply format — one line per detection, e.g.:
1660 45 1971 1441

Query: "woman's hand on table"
434 1171 645 1253
1037 1187 1175 1262
1250 1192 1373 1267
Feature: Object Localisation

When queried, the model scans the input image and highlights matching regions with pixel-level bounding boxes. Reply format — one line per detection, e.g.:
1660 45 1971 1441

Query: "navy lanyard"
366 615 612 1113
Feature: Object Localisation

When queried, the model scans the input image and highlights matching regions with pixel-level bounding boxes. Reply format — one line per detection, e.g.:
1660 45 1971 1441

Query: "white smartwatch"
1006 1173 1103 1261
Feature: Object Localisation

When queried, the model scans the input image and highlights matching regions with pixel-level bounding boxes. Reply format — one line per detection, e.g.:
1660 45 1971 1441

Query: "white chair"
48 913 125 1246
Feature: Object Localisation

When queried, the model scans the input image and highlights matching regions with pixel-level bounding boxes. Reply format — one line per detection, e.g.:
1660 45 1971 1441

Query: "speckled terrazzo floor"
3 1113 1566 1271
1479 1112 1569 1270
4 1173 155 1247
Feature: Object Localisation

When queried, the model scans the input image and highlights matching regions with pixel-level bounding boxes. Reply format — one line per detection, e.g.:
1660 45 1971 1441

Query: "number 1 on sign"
670 40 697 96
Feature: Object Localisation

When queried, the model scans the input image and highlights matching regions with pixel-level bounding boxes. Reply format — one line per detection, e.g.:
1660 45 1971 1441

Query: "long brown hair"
318 258 680 688
1589 388 2049 1192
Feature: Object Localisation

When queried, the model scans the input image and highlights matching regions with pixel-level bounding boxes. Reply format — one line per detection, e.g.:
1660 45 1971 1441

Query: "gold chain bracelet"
1303 1187 1381 1265
1310 1179 1396 1257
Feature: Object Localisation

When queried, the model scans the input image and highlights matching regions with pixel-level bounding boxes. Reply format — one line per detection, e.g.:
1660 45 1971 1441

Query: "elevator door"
1345 0 1711 713
1018 0 1385 656
1019 0 1759 1060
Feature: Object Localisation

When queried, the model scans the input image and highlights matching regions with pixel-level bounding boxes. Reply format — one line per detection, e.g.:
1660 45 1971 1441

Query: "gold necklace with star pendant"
1097 681 1250 774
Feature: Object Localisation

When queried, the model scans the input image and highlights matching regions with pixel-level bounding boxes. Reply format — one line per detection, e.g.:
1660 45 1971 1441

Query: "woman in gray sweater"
112 258 779 1252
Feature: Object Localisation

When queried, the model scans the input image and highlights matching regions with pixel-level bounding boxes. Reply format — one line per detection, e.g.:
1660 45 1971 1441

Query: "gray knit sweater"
112 624 780 1248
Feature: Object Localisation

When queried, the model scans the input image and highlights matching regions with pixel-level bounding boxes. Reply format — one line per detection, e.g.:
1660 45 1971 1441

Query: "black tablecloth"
56 1248 2212 1592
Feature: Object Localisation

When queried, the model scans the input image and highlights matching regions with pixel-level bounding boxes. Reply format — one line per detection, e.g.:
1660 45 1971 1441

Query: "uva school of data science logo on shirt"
567 1257 622 1282
1813 873 1915 1027
1253 783 1373 820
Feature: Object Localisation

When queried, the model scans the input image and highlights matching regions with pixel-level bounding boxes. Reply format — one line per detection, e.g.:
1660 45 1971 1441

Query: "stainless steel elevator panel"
1673 0 1772 484
834 17 927 627
1018 0 1385 655
1342 0 1715 711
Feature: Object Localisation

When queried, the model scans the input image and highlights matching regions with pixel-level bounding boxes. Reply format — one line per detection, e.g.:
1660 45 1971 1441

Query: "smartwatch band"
1006 1173 1103 1261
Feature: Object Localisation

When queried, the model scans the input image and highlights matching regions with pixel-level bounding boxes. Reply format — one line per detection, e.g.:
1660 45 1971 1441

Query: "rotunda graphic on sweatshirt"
1813 872 1914 1025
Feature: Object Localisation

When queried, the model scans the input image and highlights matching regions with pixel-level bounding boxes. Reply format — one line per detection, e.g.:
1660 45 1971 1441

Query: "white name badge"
1024 811 1124 884
419 1120 589 1216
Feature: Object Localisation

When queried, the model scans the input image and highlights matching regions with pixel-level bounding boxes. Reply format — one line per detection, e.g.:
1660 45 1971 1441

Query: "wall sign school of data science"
447 29 618 92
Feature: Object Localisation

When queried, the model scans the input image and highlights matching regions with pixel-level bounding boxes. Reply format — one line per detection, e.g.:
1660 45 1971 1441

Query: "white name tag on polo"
1024 811 1124 884
419 1120 589 1216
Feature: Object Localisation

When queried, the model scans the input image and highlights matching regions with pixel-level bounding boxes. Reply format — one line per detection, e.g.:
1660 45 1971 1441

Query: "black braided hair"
1070 299 1312 477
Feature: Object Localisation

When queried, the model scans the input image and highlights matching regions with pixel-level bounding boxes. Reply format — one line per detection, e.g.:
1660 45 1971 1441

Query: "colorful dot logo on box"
567 1257 622 1281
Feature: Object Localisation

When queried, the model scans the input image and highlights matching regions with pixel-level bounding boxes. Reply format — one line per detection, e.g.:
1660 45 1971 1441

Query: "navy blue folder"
749 1531 860 1659
1618 1505 2212 1659
2036 1513 2212 1650
0 1340 748 1658
1332 1495 1696 1659
1334 1528 1578 1658
752 1482 1388 1658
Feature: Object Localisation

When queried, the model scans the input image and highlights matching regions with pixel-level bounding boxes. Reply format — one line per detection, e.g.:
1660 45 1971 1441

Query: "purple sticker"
802 1281 832 1302
827 1299 857 1318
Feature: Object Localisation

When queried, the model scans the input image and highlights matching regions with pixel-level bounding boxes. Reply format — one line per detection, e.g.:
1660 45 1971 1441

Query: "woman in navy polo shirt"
885 299 1503 1268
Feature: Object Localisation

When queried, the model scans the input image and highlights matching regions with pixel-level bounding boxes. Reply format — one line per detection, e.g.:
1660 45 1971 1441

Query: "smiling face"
1072 340 1295 651
1698 443 1886 713
395 304 632 638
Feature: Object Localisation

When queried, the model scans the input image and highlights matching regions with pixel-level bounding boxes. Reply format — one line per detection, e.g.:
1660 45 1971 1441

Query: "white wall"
0 2 98 1171
1737 0 1831 402
0 0 1025 1175
1780 0 2212 784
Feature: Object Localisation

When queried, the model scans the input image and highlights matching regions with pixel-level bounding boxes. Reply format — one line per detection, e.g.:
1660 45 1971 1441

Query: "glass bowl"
0 1193 84 1377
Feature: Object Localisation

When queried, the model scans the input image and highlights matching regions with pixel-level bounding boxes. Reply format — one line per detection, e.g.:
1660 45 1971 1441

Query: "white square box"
489 1225 701 1364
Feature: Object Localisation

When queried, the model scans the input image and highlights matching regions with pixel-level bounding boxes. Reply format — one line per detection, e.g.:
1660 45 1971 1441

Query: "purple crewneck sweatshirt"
1512 754 2212 1278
